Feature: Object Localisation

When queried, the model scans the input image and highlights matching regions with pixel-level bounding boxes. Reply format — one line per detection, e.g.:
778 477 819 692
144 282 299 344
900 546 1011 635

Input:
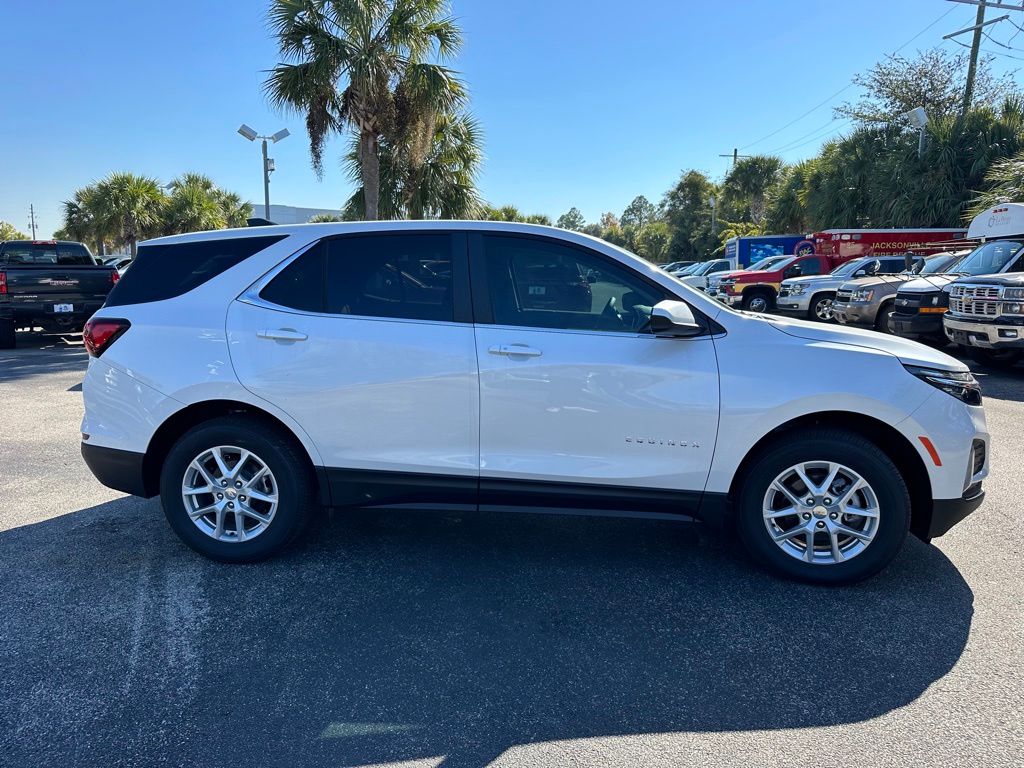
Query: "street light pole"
261 138 270 220
237 124 290 222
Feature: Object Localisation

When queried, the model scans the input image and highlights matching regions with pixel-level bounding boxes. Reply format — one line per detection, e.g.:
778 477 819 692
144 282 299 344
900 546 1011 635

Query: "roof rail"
246 217 276 227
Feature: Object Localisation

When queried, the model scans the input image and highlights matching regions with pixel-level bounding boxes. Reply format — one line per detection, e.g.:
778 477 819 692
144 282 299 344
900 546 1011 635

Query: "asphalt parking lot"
1 331 1021 768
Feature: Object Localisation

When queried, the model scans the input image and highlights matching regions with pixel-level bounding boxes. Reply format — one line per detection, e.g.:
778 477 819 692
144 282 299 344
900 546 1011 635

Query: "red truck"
711 228 965 312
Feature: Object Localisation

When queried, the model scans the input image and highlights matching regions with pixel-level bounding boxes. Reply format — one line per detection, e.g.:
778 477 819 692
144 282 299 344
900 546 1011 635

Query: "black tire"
159 416 316 562
0 319 15 349
873 301 894 333
741 291 773 313
808 292 836 322
735 429 910 585
968 347 1022 370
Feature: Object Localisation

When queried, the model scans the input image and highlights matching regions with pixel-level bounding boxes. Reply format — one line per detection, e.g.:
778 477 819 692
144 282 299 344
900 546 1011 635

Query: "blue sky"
1 0 1019 237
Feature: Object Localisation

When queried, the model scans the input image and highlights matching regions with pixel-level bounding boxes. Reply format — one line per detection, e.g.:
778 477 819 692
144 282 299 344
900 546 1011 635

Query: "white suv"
81 222 988 584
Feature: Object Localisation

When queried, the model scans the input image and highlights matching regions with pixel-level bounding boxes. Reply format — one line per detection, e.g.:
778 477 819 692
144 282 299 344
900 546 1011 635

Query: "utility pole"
719 148 751 167
963 1 987 114
28 204 37 239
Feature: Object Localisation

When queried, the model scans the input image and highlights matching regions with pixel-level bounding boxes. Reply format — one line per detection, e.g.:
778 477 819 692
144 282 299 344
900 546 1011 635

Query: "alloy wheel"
181 445 279 543
814 297 834 321
762 461 880 565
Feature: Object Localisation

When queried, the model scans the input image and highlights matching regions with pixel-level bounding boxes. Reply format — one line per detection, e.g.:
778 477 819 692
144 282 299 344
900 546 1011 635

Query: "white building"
251 204 342 224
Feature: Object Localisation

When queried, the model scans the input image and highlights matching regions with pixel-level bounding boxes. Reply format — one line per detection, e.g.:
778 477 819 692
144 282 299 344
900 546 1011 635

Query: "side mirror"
867 259 881 275
650 300 704 338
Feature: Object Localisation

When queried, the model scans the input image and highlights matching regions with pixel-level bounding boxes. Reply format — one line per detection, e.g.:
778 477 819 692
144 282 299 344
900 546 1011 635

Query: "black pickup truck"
0 240 119 348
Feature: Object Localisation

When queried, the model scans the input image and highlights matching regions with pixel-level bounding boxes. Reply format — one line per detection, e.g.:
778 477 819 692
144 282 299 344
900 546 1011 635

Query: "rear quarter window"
104 235 287 307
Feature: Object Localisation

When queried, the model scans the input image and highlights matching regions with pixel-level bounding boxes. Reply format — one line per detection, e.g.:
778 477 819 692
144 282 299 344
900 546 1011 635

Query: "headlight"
1004 301 1024 315
905 365 982 406
851 288 874 302
1003 287 1024 299
720 278 736 285
789 283 806 296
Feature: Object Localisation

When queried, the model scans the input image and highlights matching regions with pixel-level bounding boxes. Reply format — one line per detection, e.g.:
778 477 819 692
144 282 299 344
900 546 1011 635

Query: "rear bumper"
0 298 106 328
929 485 985 539
81 442 151 497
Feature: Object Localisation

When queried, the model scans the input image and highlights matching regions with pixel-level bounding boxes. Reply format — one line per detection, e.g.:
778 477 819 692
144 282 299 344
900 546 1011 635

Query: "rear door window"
105 235 287 307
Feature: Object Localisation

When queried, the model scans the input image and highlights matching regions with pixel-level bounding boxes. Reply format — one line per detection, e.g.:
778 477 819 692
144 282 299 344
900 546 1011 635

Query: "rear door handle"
488 344 542 358
258 328 308 342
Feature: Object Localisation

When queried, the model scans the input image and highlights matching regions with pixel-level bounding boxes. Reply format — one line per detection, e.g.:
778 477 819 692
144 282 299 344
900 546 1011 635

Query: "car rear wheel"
0 319 15 349
736 429 910 585
159 416 316 562
809 292 836 322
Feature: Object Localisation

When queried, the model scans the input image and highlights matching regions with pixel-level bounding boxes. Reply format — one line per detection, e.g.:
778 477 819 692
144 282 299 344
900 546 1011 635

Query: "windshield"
676 263 700 276
830 258 869 277
747 256 787 271
692 261 719 276
954 240 1023 276
919 252 964 275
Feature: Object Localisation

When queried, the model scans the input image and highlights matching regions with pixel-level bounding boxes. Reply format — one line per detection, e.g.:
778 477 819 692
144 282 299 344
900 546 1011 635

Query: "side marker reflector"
919 436 942 467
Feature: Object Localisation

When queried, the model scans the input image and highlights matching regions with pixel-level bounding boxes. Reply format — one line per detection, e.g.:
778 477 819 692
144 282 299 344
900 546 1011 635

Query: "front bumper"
929 484 985 539
944 315 1024 349
81 442 151 497
889 311 945 339
774 291 810 315
832 301 874 326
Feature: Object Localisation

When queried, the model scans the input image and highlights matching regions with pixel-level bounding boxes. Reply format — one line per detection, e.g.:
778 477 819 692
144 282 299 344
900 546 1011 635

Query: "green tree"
837 48 1019 124
620 195 656 227
765 160 816 233
721 155 783 224
265 0 466 220
92 172 166 256
342 111 483 219
556 206 586 231
661 169 718 261
634 221 671 262
0 221 28 240
714 220 765 254
308 213 344 223
968 150 1024 216
163 174 228 234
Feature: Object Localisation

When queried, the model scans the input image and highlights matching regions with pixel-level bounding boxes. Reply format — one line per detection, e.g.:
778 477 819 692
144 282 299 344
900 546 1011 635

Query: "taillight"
0 272 6 295
83 318 130 357
110 269 120 285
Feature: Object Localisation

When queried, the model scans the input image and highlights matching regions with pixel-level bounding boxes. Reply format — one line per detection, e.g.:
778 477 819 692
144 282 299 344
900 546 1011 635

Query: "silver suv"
832 251 969 332
775 256 908 322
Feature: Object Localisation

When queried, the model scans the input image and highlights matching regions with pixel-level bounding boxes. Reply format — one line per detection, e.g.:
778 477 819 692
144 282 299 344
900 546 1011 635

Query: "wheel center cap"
812 504 828 518
225 488 237 500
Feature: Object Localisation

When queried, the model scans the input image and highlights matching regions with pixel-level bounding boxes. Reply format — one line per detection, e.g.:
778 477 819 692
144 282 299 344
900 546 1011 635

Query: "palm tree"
60 185 108 254
342 110 482 219
722 155 783 225
164 174 227 234
265 0 466 220
92 173 166 256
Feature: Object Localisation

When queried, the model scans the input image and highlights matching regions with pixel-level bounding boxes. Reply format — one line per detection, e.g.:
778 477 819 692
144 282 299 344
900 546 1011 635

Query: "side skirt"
324 468 727 524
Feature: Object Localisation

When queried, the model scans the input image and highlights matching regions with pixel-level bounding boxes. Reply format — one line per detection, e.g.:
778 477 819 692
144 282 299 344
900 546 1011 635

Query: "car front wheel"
159 416 316 562
809 292 836 322
736 429 910 585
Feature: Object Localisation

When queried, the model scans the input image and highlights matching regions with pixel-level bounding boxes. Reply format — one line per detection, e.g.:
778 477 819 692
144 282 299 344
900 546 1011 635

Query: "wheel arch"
141 399 329 505
725 410 934 540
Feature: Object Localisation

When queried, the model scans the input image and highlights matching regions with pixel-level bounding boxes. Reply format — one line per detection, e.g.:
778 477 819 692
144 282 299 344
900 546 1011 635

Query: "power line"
737 4 960 152
767 118 853 155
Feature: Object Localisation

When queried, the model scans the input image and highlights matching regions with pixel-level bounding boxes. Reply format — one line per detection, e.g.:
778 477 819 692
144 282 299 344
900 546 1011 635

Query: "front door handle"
488 343 542 358
258 328 308 342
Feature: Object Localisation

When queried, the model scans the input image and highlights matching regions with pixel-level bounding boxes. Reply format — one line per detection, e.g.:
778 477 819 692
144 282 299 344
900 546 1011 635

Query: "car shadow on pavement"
0 333 86 383
0 497 973 768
